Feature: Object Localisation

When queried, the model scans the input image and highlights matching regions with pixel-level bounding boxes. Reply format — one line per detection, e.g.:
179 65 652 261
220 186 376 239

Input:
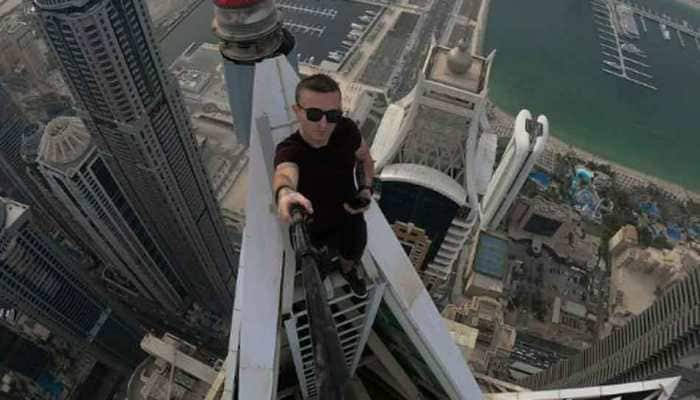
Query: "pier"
617 0 700 51
619 0 700 38
589 0 657 90
590 0 657 90
677 29 686 48
602 69 657 90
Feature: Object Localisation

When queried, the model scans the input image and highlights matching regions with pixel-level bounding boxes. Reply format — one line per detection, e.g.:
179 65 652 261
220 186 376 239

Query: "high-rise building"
0 196 144 372
522 267 700 398
0 84 42 205
370 39 497 294
0 84 95 251
33 0 238 314
37 116 186 314
480 110 549 230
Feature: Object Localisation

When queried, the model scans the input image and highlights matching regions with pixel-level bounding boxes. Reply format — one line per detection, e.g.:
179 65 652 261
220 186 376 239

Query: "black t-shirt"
274 117 361 233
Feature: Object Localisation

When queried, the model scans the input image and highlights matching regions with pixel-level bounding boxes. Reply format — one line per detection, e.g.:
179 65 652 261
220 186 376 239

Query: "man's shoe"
341 266 368 299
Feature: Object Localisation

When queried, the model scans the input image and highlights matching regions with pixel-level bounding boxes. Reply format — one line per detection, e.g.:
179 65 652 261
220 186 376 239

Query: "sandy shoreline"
475 0 700 203
489 106 700 203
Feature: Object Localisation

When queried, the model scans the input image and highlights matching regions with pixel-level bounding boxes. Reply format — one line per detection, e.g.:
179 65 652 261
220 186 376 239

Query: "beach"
488 106 700 204
477 0 700 202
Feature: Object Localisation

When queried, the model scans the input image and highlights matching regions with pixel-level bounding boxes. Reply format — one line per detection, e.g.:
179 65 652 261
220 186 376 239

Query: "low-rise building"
509 197 601 269
464 230 509 298
608 225 638 259
608 227 700 329
443 318 479 362
442 297 516 376
127 333 223 400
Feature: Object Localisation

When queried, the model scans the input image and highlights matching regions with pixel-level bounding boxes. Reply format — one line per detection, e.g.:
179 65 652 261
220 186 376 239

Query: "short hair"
295 74 341 104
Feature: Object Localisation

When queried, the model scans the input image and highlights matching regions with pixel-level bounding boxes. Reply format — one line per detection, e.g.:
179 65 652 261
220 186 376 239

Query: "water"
484 0 700 191
159 0 700 191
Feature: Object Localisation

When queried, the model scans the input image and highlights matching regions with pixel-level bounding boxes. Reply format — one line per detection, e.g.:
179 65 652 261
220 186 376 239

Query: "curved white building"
371 39 497 292
481 110 549 230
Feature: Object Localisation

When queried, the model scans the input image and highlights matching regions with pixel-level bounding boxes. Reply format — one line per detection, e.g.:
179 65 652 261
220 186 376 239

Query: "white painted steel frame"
224 55 300 400
223 52 483 400
284 281 387 400
365 202 485 400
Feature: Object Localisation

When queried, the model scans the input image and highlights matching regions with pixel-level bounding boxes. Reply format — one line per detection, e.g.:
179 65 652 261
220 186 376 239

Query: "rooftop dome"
39 117 92 167
446 39 473 75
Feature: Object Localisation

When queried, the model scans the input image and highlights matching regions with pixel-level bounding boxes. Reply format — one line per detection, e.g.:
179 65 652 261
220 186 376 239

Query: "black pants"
309 213 367 262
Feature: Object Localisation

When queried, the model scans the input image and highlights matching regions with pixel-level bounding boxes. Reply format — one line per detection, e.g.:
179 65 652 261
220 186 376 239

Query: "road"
390 0 457 99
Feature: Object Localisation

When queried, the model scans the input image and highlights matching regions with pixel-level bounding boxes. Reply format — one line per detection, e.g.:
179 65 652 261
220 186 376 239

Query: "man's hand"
343 188 371 215
277 188 314 223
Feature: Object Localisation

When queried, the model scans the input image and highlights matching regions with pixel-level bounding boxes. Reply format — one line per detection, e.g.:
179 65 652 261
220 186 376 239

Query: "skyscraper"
0 84 43 207
33 0 238 313
370 39 496 294
0 196 144 372
37 116 186 314
480 110 549 230
522 267 700 398
0 84 97 253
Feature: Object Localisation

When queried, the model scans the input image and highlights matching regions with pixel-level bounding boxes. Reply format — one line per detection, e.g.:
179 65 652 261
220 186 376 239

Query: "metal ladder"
284 269 385 399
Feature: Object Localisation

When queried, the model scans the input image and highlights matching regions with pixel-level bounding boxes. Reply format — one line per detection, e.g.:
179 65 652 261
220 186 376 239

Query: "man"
273 74 374 298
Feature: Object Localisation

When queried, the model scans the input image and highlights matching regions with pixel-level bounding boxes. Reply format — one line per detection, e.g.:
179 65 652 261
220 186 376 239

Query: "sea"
484 0 700 192
156 0 700 192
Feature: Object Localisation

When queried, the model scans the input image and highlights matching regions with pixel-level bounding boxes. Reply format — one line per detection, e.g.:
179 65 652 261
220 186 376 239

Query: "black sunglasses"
299 106 343 123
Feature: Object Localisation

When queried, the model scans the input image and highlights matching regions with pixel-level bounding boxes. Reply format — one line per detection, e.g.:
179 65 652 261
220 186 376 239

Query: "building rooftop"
443 318 479 355
562 300 587 318
38 117 92 168
425 45 487 93
0 9 26 36
127 357 212 400
0 197 28 233
468 273 504 295
472 231 509 280
170 43 229 114
509 198 601 269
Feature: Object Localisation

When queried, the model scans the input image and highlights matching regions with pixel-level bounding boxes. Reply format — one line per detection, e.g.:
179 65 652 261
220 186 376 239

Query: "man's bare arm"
273 162 299 195
273 162 313 221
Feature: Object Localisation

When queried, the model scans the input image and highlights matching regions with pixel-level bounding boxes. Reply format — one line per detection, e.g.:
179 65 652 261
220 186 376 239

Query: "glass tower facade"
0 197 144 370
33 0 237 314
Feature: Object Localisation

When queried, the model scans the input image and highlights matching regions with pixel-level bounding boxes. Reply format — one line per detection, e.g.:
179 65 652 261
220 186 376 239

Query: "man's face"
293 89 342 148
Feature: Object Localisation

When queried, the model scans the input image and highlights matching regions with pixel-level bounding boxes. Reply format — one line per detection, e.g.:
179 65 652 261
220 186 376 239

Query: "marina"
617 0 700 49
590 0 656 90
589 0 700 91
484 0 700 191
